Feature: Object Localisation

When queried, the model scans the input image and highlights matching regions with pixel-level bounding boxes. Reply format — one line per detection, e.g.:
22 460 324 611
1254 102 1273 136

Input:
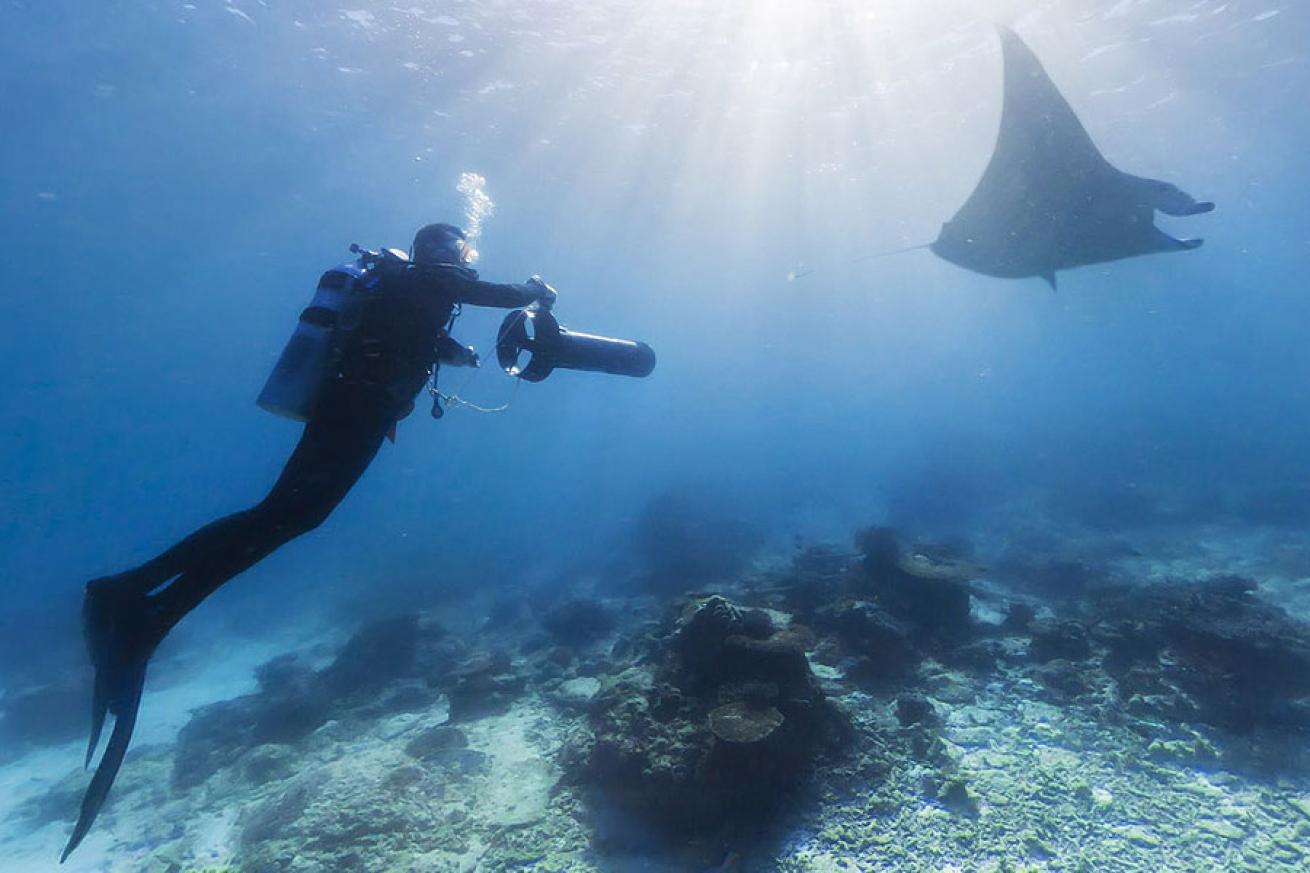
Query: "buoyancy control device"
256 244 408 421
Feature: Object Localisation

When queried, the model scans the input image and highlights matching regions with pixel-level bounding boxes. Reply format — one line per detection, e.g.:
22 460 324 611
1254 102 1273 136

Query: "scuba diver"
63 223 558 861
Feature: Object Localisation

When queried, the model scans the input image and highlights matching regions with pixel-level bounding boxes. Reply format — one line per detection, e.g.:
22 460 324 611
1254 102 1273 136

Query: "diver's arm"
446 274 541 309
447 273 559 309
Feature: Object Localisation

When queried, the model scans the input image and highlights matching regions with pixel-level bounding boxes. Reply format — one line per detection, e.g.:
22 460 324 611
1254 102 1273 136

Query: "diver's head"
412 223 478 266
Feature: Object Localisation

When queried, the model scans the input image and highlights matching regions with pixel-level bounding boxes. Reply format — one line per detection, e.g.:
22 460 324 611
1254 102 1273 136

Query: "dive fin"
62 666 146 863
1041 272 1058 291
84 679 108 770
67 582 161 861
81 583 128 769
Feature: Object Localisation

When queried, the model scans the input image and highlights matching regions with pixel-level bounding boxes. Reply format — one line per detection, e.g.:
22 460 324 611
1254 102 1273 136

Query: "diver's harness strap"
428 303 461 420
348 248 526 421
426 301 516 419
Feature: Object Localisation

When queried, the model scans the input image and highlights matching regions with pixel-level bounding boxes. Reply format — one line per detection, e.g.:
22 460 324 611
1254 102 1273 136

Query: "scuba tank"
495 306 656 383
256 245 408 421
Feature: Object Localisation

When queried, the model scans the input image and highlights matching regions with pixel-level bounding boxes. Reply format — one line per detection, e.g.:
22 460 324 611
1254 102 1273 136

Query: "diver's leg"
84 385 391 717
147 387 393 633
80 459 323 709
90 384 392 593
97 512 275 599
68 388 392 860
96 424 360 598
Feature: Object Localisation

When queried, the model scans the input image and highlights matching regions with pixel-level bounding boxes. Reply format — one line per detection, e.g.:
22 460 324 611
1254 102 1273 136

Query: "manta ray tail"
786 241 930 281
851 242 932 265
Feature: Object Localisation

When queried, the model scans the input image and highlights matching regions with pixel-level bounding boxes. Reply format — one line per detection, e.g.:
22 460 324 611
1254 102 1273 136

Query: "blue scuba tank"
256 246 405 421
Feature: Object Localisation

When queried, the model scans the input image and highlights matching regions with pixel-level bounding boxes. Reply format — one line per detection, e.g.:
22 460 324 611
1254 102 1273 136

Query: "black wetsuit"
96 262 538 639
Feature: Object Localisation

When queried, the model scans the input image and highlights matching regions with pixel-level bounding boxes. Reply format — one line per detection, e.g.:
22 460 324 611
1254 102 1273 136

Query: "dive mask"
414 234 477 266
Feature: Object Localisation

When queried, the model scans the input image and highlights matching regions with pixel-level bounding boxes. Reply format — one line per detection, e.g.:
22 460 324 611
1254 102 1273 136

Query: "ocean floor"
0 621 340 873
3 518 1310 873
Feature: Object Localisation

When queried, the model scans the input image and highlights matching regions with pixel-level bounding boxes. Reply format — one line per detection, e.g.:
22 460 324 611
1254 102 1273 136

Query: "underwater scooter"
494 294 657 383
430 289 654 417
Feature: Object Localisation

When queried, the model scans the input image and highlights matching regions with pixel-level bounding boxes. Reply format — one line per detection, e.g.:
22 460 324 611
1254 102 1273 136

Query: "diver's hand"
527 275 557 309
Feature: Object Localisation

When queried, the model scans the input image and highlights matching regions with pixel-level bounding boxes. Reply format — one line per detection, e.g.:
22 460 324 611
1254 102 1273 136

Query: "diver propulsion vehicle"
496 306 656 382
256 244 408 421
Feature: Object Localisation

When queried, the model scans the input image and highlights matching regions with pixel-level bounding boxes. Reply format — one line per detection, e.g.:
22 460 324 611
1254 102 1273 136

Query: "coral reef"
541 598 617 646
854 526 982 641
569 594 846 864
1078 575 1310 739
173 614 459 790
11 523 1310 872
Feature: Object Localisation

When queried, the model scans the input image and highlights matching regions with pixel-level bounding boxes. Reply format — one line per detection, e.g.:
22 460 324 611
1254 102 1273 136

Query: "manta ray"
929 26 1214 288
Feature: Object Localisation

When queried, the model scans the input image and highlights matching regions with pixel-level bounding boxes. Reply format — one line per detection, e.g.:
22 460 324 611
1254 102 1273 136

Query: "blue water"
2 0 1309 868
